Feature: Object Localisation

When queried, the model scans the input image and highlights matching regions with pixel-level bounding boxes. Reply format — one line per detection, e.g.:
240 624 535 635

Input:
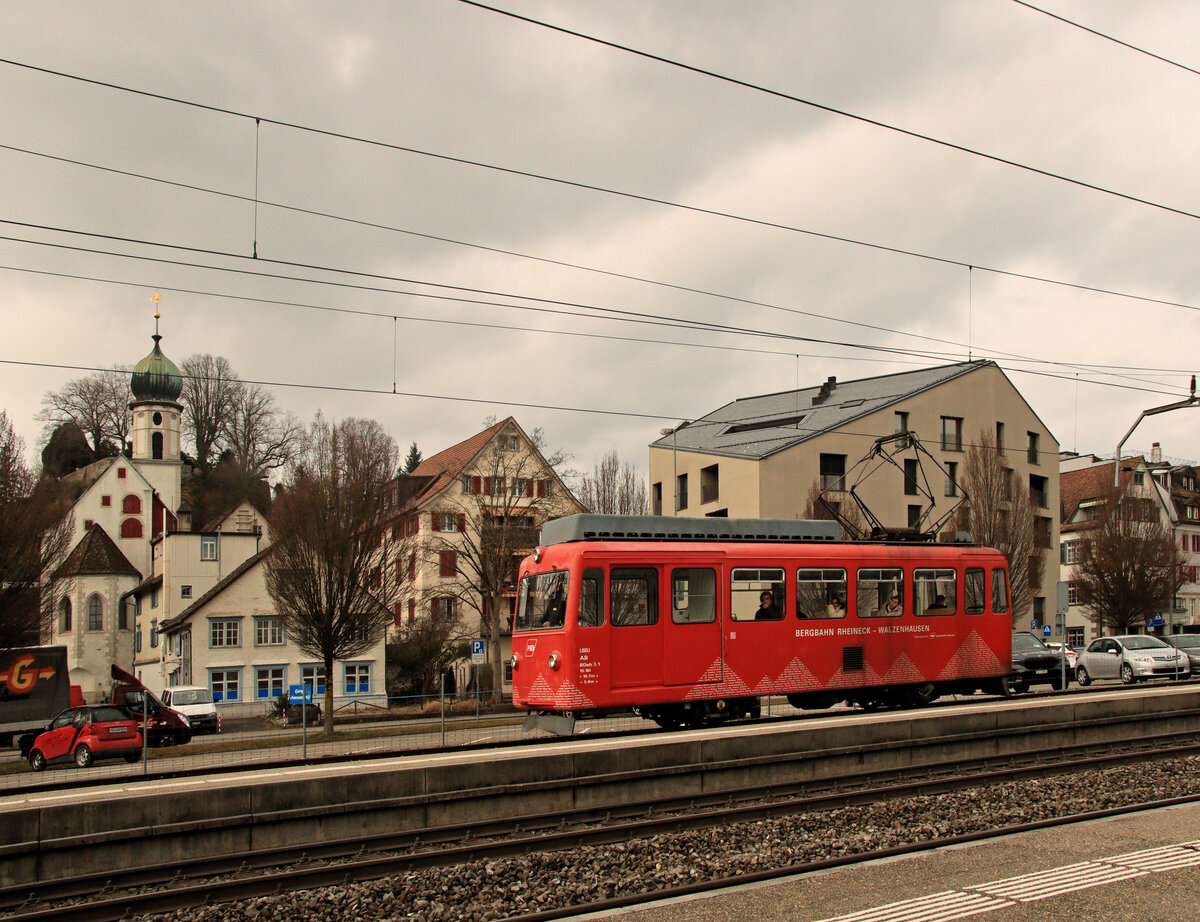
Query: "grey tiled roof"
653 361 988 460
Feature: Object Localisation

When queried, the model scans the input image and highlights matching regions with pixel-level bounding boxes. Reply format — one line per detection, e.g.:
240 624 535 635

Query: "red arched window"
122 494 142 514
121 518 143 539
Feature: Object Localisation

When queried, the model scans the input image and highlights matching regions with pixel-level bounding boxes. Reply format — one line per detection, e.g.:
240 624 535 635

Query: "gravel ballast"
136 755 1200 922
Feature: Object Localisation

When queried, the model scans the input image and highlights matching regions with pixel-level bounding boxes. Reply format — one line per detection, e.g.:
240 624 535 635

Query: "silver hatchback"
1076 635 1191 686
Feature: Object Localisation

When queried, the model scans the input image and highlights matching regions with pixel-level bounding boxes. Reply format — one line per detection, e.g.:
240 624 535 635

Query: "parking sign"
471 639 486 664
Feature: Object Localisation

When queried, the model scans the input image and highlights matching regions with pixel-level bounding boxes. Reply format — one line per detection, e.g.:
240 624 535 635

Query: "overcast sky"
3 1 1200 484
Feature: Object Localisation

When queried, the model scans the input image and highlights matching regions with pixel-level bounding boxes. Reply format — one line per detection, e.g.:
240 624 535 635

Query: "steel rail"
3 730 1199 922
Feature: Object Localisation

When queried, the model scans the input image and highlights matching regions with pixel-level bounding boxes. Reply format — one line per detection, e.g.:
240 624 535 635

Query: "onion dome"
130 317 183 403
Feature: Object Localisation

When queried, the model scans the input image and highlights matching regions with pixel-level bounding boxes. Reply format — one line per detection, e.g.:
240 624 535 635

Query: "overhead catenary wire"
455 0 1200 225
1011 0 1200 77
7 139 1200 329
0 355 1139 463
0 220 1183 396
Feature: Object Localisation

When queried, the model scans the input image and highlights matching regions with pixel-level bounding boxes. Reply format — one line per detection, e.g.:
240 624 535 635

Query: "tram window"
915 569 956 615
857 568 904 617
578 567 605 627
514 570 570 632
965 568 986 614
991 569 1010 613
730 568 785 621
672 568 716 624
611 568 658 626
796 568 847 620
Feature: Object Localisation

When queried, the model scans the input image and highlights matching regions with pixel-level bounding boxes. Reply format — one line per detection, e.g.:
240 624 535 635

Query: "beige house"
649 360 1060 627
384 418 583 692
128 502 269 688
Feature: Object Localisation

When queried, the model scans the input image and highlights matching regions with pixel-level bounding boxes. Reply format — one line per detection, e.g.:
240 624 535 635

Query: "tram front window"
515 570 570 631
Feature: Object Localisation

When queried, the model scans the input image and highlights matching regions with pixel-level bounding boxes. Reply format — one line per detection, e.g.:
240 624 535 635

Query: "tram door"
663 566 722 686
608 566 664 689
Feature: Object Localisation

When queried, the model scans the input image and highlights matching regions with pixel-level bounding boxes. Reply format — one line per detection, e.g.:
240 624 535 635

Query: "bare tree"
428 423 581 704
576 450 648 515
180 354 240 470
264 415 399 733
0 412 74 648
955 430 1045 625
37 368 131 456
223 383 303 477
802 479 865 537
1073 479 1182 635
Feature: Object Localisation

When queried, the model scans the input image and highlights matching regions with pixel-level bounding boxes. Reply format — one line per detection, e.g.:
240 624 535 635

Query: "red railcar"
511 515 1013 733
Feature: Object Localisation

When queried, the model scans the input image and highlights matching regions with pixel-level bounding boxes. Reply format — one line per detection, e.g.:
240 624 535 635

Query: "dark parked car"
26 705 143 771
1162 634 1200 671
1010 632 1071 692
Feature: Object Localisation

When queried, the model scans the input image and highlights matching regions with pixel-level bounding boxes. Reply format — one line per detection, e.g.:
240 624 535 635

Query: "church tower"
129 308 184 516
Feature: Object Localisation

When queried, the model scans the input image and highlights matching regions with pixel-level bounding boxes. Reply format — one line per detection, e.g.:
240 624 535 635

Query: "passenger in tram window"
755 591 781 621
884 595 902 614
825 595 845 618
925 594 947 613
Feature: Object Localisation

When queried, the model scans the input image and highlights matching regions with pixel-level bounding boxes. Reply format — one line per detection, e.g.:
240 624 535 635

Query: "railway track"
3 728 1199 922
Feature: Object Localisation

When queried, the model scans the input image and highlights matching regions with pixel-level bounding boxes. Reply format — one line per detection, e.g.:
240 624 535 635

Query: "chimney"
811 376 838 406
1152 442 1162 463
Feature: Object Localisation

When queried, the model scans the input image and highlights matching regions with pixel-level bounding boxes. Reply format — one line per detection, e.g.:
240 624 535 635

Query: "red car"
27 705 144 771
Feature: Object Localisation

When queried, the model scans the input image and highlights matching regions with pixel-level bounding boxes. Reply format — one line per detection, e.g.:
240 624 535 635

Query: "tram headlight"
509 654 518 671
547 653 560 671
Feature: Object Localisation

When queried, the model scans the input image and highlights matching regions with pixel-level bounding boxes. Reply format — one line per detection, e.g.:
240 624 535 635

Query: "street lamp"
660 421 688 515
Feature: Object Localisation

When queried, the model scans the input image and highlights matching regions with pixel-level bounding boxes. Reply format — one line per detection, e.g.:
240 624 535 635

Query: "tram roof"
539 514 842 546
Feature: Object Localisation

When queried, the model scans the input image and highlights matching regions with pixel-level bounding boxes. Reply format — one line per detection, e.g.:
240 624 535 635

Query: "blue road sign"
1043 625 1052 638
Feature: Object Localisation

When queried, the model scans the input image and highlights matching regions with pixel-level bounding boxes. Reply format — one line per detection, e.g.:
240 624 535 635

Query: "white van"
160 686 220 735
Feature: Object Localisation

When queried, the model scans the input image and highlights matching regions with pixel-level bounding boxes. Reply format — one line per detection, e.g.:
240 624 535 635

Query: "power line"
456 0 1200 224
1012 0 1200 77
0 220 1181 395
8 139 1200 340
0 355 1171 460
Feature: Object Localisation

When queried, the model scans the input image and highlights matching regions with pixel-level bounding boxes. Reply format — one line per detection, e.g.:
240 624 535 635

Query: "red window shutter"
408 553 416 580
537 479 547 497
432 514 440 532
484 477 493 495
471 476 481 494
440 550 457 577
395 558 403 581
457 513 466 532
117 467 126 479
408 600 415 623
394 602 403 626
525 480 534 497
430 598 438 619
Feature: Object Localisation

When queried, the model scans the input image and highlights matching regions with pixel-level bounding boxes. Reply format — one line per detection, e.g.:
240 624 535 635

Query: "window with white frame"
200 535 218 561
180 585 192 599
210 669 240 702
344 663 371 694
256 666 285 700
210 619 240 647
438 512 458 532
255 617 284 646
